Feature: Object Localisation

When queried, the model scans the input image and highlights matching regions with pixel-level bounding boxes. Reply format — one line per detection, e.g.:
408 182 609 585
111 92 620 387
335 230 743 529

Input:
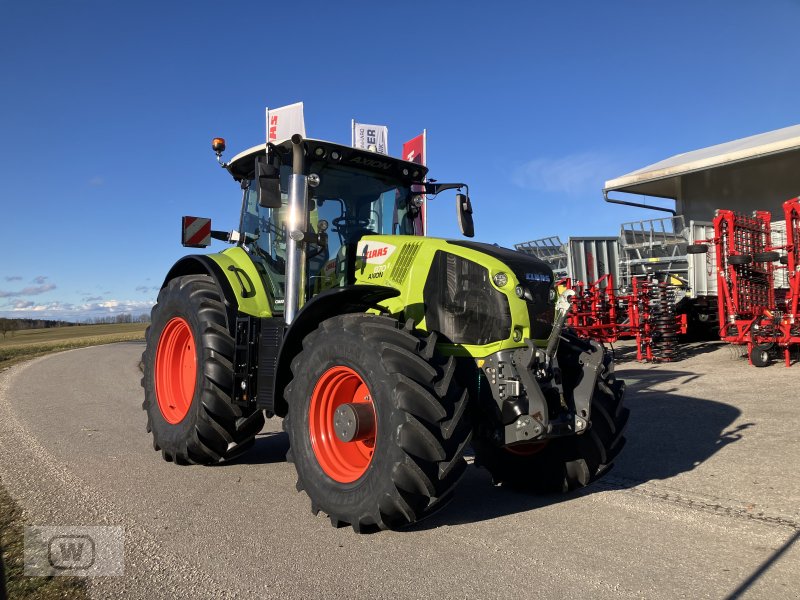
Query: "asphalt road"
1 341 798 599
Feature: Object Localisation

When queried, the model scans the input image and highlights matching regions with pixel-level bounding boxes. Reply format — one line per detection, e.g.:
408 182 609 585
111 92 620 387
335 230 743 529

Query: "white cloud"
0 299 154 321
0 283 57 298
512 152 623 196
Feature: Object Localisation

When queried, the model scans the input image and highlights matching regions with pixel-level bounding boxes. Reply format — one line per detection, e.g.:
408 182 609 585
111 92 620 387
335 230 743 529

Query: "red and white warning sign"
182 216 212 247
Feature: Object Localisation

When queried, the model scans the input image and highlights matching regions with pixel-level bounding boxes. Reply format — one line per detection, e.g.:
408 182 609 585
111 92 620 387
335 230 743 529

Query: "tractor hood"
447 240 556 340
447 241 554 285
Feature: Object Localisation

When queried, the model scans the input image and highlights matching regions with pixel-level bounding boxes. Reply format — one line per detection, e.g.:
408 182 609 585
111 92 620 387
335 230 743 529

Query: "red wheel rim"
309 366 376 483
155 317 196 424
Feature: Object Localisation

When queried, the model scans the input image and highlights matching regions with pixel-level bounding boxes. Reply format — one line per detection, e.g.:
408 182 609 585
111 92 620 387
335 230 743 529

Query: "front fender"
270 284 400 417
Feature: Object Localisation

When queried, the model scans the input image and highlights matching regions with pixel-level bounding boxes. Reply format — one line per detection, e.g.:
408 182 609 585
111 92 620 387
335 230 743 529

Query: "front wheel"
284 314 471 532
141 275 265 464
474 358 628 492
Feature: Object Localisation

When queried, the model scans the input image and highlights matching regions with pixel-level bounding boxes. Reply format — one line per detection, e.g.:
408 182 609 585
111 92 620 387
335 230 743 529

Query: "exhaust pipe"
284 134 308 325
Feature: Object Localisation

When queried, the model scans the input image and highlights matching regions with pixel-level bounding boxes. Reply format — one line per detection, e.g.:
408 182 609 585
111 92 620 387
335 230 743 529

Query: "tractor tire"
728 254 753 265
749 345 772 367
284 314 471 532
474 357 628 492
753 251 780 263
141 275 265 464
686 243 709 254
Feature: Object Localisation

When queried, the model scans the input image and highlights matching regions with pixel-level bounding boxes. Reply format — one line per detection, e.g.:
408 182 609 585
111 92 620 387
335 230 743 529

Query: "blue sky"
2 0 800 321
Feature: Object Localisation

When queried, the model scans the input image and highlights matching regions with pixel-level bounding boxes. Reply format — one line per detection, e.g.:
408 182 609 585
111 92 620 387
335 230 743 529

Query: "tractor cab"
225 139 430 312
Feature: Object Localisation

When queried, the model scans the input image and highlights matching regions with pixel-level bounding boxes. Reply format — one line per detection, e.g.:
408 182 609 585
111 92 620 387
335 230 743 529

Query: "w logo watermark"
24 526 124 576
48 535 96 569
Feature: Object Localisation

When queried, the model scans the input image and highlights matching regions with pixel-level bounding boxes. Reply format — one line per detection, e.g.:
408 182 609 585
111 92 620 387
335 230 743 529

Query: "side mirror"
456 193 474 238
256 157 282 209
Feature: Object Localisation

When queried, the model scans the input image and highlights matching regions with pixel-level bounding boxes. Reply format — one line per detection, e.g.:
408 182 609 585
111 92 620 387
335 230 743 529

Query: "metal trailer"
514 229 693 358
518 219 718 320
615 215 718 324
566 237 621 288
514 236 568 278
515 236 621 287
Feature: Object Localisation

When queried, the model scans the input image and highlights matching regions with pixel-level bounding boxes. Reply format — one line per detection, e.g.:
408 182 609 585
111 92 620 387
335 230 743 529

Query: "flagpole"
423 129 428 236
351 119 355 147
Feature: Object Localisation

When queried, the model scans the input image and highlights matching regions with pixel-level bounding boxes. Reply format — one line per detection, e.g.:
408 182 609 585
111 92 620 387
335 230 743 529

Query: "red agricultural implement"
689 199 800 366
560 274 686 362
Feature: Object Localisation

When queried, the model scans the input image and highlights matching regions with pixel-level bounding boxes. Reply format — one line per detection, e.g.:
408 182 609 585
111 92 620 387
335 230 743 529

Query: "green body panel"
200 237 549 359
354 235 546 359
207 247 273 318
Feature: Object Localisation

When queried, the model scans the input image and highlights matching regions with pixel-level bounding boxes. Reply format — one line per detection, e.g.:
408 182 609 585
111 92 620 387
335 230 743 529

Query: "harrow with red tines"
559 274 687 362
688 199 800 366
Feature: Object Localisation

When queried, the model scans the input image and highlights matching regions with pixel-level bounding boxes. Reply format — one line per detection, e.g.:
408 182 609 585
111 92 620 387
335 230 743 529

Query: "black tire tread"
141 275 265 465
474 355 628 492
284 314 470 531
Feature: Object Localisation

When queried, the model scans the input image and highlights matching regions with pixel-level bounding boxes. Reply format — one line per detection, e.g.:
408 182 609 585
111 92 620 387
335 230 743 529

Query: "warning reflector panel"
182 216 212 248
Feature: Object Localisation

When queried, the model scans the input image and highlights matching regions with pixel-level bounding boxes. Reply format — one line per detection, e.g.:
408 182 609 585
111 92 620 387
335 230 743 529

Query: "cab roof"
226 138 429 183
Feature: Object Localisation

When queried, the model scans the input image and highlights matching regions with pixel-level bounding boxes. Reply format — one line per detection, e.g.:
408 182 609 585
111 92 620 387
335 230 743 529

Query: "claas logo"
357 242 396 267
365 247 388 260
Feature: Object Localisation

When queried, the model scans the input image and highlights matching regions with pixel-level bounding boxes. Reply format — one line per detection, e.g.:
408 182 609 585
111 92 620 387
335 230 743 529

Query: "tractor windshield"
240 162 422 307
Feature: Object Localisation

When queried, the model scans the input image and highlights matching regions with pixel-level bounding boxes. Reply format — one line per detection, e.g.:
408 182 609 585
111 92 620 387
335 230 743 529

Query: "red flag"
402 132 427 235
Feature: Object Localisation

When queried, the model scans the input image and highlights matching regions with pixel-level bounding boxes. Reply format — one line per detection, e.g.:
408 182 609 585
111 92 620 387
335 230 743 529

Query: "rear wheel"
141 275 265 464
474 356 628 492
284 314 471 532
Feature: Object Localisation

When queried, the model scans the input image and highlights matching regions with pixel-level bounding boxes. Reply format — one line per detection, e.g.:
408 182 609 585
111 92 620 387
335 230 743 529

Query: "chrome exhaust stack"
284 134 308 325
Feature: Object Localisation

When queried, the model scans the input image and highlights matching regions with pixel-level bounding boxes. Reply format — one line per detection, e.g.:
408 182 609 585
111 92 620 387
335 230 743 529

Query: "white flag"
352 121 389 155
266 102 306 143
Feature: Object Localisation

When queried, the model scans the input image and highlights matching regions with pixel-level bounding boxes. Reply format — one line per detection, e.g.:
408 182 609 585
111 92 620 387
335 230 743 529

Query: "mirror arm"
426 182 468 197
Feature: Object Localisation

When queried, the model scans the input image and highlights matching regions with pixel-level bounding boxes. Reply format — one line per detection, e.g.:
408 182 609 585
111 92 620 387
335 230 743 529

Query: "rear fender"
162 255 239 332
163 248 273 333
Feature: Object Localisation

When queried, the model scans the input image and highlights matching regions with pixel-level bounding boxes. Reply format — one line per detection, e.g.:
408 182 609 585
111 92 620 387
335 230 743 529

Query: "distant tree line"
0 314 150 338
80 314 150 325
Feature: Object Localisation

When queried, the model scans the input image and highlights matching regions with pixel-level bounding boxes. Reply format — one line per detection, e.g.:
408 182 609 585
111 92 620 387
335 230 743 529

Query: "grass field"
0 479 89 600
0 323 147 370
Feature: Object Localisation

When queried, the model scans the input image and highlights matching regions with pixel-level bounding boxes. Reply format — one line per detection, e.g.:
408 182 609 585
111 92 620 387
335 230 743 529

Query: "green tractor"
141 134 628 532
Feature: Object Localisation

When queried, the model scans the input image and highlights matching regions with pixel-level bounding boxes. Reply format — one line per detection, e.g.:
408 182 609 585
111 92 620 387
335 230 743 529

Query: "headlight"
493 272 509 287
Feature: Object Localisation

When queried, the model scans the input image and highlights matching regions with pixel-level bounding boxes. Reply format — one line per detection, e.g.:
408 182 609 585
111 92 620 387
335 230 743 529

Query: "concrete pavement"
0 341 797 599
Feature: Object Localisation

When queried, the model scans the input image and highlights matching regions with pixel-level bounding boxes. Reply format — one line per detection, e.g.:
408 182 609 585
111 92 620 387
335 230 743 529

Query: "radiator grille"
389 242 422 284
423 251 511 345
